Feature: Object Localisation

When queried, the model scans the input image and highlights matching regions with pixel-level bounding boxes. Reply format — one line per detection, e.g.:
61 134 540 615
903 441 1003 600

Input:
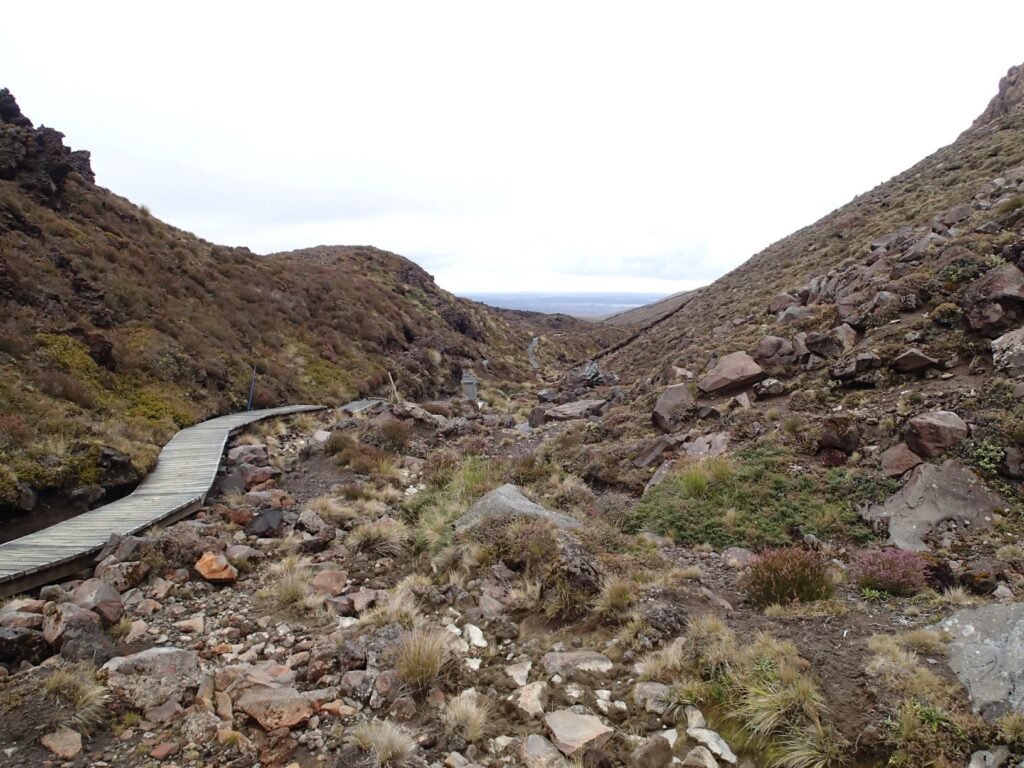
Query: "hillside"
599 289 699 328
0 88 624 514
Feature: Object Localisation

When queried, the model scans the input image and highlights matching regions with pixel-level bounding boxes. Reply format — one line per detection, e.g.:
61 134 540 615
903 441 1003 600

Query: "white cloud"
1 1 1022 294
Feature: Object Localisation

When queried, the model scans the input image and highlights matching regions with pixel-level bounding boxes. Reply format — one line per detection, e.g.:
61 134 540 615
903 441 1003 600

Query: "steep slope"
598 288 699 328
0 89 623 513
602 64 1024 381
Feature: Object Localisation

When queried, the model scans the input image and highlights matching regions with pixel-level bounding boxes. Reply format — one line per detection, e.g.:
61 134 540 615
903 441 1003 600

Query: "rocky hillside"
0 89 623 515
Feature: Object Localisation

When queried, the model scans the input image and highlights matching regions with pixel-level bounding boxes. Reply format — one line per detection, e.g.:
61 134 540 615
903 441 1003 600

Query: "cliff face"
0 89 623 512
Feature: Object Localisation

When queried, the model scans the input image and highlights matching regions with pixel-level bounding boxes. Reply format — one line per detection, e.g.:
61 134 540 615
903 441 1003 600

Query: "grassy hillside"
0 89 622 511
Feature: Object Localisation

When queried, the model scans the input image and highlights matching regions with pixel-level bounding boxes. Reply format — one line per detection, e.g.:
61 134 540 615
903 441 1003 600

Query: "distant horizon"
463 290 676 318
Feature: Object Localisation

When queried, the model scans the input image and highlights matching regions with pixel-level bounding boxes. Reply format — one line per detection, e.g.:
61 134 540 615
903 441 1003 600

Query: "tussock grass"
348 719 417 767
360 588 422 630
262 556 323 615
43 663 110 735
394 628 454 691
592 575 637 618
443 690 493 742
347 520 411 559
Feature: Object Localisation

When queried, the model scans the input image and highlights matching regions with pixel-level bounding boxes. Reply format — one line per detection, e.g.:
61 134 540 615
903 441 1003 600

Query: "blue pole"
246 364 257 411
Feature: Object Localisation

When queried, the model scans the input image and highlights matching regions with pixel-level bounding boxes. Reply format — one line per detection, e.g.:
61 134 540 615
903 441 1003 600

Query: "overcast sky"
1 3 1022 295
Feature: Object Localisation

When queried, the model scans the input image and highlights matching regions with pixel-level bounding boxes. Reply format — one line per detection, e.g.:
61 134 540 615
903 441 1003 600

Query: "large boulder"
698 352 765 393
452 484 581 532
934 603 1024 720
891 348 938 374
752 336 796 367
652 384 695 433
879 443 923 478
992 327 1024 377
862 460 1006 550
964 264 1024 336
103 647 202 709
904 410 969 458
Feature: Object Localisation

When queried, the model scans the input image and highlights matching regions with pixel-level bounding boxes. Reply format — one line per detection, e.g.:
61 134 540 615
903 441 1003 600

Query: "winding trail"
527 336 540 371
0 404 323 597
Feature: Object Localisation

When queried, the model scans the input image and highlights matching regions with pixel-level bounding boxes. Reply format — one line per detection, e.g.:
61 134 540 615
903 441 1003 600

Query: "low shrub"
854 549 927 597
379 420 413 453
740 548 835 607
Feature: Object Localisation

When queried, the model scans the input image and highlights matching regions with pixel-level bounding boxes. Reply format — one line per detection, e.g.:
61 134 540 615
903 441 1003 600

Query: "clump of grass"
996 543 1024 566
262 556 323 615
593 575 637 618
442 690 493 742
306 494 346 521
773 721 850 768
741 548 835 607
393 628 454 691
348 719 417 767
505 579 543 611
347 520 411 559
996 712 1024 748
43 663 110 735
223 489 247 506
638 639 685 682
360 588 422 629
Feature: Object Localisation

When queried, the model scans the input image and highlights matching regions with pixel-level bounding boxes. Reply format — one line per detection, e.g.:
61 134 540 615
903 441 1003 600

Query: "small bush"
393 628 454 691
592 575 637 618
741 548 835 607
379 420 413 453
0 414 32 448
854 549 927 597
38 371 96 408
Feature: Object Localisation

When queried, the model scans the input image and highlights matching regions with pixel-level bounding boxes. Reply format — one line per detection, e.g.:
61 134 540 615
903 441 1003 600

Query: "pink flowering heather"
854 548 927 596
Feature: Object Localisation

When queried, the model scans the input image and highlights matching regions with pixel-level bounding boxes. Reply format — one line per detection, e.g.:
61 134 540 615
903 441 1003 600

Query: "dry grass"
261 555 323 616
360 588 423 630
223 489 247 506
393 628 455 691
638 639 685 682
504 579 543 611
592 575 638 618
442 690 493 742
348 719 417 767
347 519 411 559
43 663 110 735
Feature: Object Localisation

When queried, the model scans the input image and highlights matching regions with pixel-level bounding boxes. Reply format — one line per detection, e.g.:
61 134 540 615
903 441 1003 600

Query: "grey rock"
905 410 969 458
629 735 672 768
936 603 1024 720
103 647 202 710
652 384 696 433
698 352 765 394
862 460 1006 550
992 327 1024 378
453 484 580 532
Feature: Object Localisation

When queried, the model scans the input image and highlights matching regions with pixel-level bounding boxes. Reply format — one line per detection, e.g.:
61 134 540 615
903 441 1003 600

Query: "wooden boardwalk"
0 405 323 597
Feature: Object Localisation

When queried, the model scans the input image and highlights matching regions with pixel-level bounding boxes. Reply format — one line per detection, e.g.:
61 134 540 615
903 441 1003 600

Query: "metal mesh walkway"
0 404 323 596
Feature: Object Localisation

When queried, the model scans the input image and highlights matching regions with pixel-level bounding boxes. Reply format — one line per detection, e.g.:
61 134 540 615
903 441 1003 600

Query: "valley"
1 59 1024 768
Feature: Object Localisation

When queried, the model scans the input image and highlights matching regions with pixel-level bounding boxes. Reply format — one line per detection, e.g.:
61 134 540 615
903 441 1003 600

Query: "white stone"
545 709 613 757
505 661 532 686
465 623 487 648
686 728 736 764
514 682 547 717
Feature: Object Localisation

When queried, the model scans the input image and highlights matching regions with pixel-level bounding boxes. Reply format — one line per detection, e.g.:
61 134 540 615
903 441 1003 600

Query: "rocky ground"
0 368 1022 768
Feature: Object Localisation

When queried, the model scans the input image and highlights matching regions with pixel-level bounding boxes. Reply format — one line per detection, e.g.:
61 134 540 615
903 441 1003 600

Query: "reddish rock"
150 741 180 759
698 352 765 393
40 727 82 759
223 507 255 526
237 687 319 730
880 443 924 477
42 602 101 648
818 414 859 453
905 411 969 458
71 578 123 626
311 569 348 597
768 293 799 313
194 552 237 583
